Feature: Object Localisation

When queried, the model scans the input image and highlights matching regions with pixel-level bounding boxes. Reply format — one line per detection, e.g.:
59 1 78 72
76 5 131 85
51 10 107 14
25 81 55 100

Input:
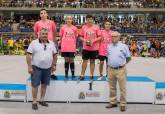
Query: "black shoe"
105 104 118 109
39 101 48 107
79 76 85 80
32 103 38 110
51 74 57 80
90 76 94 80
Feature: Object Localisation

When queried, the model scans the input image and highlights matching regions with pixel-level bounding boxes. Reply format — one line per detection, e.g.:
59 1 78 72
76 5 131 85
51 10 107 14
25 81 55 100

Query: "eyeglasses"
44 44 47 51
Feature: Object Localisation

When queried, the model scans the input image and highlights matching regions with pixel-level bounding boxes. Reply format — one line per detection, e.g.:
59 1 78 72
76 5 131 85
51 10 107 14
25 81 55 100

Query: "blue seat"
150 28 158 34
20 28 33 32
131 28 138 33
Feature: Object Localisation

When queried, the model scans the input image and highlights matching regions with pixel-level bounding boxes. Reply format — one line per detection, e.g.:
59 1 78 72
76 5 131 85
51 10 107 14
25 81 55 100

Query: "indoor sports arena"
0 0 165 114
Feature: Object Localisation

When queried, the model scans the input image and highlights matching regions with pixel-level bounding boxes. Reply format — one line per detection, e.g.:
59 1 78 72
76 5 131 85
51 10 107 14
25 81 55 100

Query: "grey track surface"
0 56 165 113
0 56 165 84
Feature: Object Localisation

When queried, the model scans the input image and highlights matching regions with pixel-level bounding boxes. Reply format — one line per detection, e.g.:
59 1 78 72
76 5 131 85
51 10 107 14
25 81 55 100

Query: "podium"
26 75 155 103
0 83 26 101
155 82 165 104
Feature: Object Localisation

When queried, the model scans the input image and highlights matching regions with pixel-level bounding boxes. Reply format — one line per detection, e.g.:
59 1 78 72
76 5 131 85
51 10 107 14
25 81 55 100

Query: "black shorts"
61 52 75 57
82 50 98 60
98 55 107 61
31 65 51 87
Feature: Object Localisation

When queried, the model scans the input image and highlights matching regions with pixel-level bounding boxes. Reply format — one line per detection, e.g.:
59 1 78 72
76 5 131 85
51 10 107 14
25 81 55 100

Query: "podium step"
0 83 26 101
27 75 155 103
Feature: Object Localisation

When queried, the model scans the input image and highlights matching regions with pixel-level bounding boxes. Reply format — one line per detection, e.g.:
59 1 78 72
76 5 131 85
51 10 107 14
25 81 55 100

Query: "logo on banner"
156 92 163 100
4 91 11 98
79 92 85 100
10 91 25 96
86 91 100 97
78 91 100 100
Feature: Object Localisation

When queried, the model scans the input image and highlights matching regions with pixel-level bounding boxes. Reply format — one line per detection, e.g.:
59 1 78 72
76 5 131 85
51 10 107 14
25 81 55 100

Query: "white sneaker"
97 77 102 80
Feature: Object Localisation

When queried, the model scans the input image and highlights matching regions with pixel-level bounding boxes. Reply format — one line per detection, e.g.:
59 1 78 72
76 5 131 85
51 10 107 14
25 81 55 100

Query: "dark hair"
86 15 94 19
40 8 48 19
104 20 112 24
65 16 75 25
40 8 47 13
103 20 112 29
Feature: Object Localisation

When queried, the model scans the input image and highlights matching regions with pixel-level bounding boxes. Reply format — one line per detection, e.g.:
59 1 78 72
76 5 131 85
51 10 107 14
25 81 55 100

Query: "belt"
110 65 125 69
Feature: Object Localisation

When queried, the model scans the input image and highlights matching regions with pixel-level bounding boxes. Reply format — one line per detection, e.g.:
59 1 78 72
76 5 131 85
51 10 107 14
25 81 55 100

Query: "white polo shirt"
27 39 57 69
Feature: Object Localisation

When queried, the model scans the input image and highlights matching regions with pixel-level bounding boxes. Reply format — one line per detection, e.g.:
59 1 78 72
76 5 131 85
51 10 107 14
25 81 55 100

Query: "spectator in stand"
160 42 165 57
155 39 161 58
7 37 14 55
23 37 30 52
11 20 19 32
4 0 163 8
150 39 156 57
130 40 138 56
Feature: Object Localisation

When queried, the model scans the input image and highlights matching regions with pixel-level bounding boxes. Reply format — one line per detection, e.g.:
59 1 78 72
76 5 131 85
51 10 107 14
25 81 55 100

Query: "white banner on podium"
155 82 165 104
0 84 26 101
26 75 155 103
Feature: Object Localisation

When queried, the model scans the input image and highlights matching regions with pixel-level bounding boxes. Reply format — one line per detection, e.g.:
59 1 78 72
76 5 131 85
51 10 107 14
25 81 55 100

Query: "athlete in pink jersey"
59 16 78 80
79 15 101 81
80 24 100 51
98 20 112 80
34 9 56 42
34 9 57 80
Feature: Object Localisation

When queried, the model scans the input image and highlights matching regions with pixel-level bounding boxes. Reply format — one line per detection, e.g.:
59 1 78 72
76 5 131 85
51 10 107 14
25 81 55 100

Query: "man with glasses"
106 31 131 112
26 28 57 110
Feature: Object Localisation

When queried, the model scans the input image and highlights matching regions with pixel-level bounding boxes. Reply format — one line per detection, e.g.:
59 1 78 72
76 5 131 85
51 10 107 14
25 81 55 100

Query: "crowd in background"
0 0 164 8
0 15 164 34
134 0 165 8
121 36 165 58
0 17 35 32
0 0 164 57
0 15 164 57
0 33 165 58
0 34 32 55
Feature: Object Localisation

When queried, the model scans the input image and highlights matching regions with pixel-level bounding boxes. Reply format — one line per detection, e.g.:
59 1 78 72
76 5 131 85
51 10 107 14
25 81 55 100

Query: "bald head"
111 31 120 37
111 31 121 44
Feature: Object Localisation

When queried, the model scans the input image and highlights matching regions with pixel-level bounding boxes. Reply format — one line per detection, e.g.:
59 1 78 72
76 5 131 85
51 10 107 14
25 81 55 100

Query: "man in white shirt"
26 28 57 110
